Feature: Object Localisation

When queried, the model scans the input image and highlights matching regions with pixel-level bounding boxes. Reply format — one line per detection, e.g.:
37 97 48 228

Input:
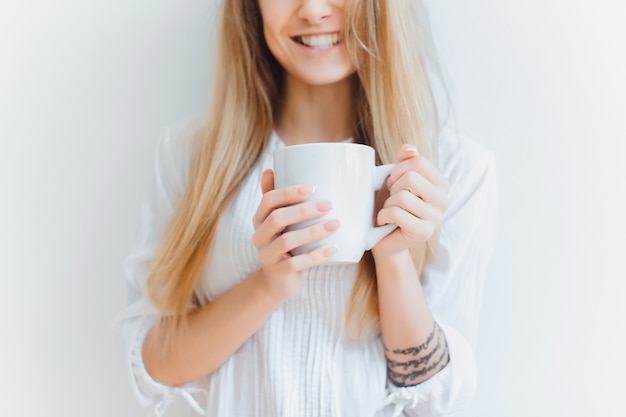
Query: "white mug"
273 142 397 264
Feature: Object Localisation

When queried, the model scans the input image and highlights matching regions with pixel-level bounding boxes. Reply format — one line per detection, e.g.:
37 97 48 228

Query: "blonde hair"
147 0 441 348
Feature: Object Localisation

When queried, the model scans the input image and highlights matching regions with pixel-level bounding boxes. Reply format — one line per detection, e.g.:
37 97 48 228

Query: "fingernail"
402 144 419 155
298 185 315 196
324 219 341 232
317 200 332 212
324 245 338 258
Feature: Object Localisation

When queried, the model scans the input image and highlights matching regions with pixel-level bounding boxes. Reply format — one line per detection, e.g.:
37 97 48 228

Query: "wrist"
372 248 421 286
371 247 413 271
250 270 292 307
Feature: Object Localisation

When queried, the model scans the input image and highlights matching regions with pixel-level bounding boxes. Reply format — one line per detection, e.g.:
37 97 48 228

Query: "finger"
388 146 449 191
259 218 340 264
383 190 443 226
377 206 436 243
397 144 419 162
253 199 333 248
388 146 420 186
389 171 448 211
253 183 315 228
261 169 275 194
410 155 449 191
279 244 338 273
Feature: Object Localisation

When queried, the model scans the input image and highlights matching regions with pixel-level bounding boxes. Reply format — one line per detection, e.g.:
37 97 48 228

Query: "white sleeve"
114 119 208 417
383 132 498 417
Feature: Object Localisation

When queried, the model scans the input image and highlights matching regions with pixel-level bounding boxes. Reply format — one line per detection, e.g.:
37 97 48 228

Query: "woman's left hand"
372 145 450 259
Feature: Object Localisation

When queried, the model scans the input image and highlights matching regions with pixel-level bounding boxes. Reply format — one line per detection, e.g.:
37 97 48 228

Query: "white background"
1 1 624 416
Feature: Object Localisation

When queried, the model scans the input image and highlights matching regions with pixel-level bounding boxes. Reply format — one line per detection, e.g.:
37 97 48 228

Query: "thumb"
261 169 275 194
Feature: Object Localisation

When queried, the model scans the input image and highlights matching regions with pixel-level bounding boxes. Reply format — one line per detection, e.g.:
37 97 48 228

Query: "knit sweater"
116 115 498 417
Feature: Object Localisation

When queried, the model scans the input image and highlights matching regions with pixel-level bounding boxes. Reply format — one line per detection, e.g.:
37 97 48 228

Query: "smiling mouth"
293 33 342 49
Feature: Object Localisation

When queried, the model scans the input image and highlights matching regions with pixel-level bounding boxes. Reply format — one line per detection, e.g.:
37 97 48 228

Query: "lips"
293 33 342 49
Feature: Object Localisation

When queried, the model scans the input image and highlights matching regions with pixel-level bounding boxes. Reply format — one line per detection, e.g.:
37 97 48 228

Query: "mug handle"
365 164 398 250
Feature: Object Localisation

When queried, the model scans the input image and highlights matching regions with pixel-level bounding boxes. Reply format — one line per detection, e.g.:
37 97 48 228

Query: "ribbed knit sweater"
116 115 498 417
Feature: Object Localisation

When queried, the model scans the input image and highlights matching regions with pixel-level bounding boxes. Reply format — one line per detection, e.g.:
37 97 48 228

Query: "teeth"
298 33 340 49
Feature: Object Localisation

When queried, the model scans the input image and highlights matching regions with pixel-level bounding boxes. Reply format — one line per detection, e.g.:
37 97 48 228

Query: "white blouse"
116 115 498 417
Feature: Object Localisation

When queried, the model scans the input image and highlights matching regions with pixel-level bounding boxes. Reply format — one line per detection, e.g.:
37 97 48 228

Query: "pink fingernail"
402 144 419 155
317 200 332 212
324 245 338 258
298 185 315 196
324 219 341 232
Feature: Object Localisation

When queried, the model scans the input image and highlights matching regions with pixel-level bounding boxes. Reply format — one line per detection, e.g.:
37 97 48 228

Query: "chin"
293 69 356 87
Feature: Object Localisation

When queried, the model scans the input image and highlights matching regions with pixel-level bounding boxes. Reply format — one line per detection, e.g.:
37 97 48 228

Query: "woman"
117 0 497 416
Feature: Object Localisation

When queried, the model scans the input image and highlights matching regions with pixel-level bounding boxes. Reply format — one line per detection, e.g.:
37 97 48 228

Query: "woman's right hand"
252 169 340 301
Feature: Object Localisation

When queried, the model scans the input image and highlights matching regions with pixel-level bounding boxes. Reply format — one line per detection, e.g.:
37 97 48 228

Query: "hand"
372 145 449 259
252 170 340 301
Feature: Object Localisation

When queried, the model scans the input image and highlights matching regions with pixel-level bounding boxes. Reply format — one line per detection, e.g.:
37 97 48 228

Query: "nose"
297 0 332 24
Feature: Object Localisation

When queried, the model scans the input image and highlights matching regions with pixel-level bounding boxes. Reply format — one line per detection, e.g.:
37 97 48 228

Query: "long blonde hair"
147 0 441 347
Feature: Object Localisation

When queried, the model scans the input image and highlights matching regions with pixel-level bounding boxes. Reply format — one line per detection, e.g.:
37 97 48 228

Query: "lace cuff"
128 318 207 417
380 323 476 417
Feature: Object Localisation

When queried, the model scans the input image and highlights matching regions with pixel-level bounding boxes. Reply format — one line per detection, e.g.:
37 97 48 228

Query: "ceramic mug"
273 142 397 264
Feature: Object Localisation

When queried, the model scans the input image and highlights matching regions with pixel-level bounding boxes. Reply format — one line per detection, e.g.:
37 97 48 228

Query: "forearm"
374 250 449 386
142 270 283 386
